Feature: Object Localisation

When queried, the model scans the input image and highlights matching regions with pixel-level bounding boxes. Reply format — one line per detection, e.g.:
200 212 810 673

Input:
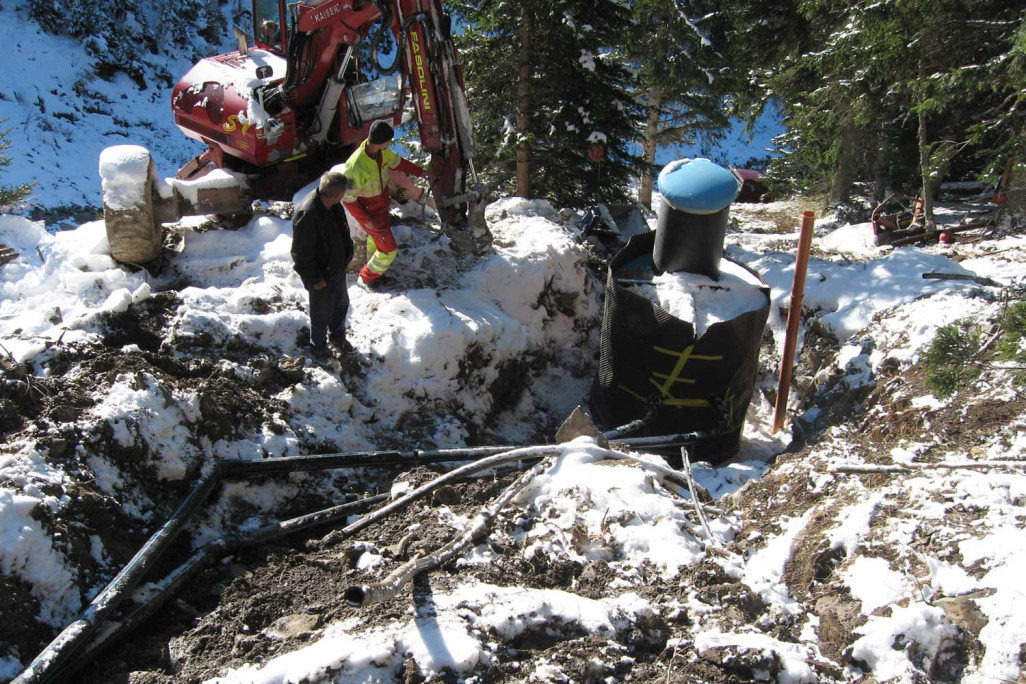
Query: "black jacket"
291 188 354 289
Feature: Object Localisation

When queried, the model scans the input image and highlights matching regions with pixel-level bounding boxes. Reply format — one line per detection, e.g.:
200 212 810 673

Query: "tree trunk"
638 86 663 209
917 65 937 233
515 10 532 199
872 125 890 204
828 122 859 208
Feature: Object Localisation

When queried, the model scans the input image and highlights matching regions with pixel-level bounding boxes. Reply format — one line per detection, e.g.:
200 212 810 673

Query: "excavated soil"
3 205 1024 683
3 309 1013 684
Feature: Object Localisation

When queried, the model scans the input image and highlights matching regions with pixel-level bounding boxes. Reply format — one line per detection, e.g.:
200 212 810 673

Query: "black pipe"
219 434 716 481
219 446 513 479
13 471 221 684
20 434 705 683
50 495 388 684
617 430 712 447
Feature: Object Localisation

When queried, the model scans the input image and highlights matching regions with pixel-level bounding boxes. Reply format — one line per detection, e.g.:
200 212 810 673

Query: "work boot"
307 343 332 360
329 333 356 355
360 273 393 290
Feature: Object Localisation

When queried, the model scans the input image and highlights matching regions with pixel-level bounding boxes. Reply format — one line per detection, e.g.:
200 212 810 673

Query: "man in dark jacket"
291 171 355 356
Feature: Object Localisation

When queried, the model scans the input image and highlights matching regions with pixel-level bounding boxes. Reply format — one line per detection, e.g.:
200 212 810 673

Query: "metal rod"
773 210 816 434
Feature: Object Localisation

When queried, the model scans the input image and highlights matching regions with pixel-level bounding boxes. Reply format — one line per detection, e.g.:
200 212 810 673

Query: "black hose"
218 434 722 480
372 13 425 76
219 445 519 479
17 433 703 683
13 471 221 684
50 495 387 684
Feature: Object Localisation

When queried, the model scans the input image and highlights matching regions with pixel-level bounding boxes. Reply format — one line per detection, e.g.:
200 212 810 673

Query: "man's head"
366 120 394 154
318 171 348 205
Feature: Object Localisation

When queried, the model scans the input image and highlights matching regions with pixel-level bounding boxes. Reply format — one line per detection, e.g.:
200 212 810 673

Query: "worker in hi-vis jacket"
340 120 431 287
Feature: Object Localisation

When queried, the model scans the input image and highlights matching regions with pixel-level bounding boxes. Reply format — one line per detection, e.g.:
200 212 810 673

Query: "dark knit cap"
368 120 394 145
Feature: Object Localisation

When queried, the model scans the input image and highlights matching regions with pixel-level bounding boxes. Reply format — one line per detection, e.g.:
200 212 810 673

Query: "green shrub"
924 320 982 398
0 123 34 208
996 301 1026 384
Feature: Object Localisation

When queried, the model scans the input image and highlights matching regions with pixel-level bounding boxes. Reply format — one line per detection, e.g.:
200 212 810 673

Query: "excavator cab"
253 0 288 51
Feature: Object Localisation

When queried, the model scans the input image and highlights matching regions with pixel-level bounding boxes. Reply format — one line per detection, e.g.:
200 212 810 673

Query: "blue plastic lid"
658 158 740 215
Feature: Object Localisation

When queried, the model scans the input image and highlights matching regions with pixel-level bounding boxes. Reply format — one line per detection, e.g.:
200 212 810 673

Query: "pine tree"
627 0 734 207
719 1 1024 208
0 124 33 208
456 0 643 208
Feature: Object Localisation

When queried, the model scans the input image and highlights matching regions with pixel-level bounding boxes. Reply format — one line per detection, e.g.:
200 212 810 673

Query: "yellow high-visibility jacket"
341 140 424 229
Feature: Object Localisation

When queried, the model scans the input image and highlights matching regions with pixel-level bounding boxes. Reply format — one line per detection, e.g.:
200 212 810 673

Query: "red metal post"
772 210 816 434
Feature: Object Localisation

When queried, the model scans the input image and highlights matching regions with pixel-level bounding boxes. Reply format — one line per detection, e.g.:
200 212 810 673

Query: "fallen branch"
922 271 1002 287
335 445 562 543
345 457 553 608
829 460 1026 474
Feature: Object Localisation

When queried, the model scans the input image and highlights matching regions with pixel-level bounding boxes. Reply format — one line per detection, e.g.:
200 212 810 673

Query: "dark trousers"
307 274 349 347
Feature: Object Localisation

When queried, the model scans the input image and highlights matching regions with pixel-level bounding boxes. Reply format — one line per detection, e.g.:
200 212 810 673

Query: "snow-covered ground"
3 187 1025 682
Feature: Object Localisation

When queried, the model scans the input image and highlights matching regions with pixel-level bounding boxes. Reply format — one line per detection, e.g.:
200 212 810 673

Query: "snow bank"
733 238 993 356
1 217 147 361
0 445 81 628
514 443 713 579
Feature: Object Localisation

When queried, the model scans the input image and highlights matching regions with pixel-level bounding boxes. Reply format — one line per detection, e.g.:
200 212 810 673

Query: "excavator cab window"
253 0 287 52
347 77 404 125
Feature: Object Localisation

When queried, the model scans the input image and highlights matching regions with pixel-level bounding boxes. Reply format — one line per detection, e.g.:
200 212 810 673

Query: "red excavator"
100 0 488 265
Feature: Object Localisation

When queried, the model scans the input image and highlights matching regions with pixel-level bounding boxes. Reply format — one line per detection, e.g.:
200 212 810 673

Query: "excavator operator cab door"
253 0 290 53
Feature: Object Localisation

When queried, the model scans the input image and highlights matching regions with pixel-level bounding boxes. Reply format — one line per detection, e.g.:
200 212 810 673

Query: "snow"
0 487 81 627
98 145 152 211
171 168 250 205
0 3 236 210
622 258 768 337
5 158 1026 684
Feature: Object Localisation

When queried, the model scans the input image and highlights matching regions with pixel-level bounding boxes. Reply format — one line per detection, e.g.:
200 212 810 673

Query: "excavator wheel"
99 145 166 266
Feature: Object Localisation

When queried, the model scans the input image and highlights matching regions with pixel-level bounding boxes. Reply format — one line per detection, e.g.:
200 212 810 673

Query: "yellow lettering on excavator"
410 31 431 111
223 115 253 135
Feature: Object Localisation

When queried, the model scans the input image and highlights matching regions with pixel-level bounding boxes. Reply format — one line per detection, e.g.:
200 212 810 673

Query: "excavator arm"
288 0 483 236
101 0 488 266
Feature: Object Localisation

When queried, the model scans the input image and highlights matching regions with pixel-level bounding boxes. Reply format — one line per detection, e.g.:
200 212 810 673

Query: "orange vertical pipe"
772 210 816 434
